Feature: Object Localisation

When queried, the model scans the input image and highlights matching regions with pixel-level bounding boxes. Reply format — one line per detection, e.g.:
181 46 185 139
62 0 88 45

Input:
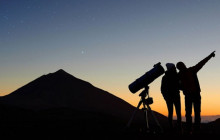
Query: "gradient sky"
0 0 220 116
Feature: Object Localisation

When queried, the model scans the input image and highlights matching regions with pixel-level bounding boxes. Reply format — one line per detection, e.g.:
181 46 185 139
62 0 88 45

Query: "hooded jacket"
161 70 180 100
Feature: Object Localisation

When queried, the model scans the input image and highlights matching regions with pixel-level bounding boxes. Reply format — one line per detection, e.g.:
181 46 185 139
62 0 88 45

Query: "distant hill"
174 115 220 123
203 118 220 134
1 69 220 139
0 69 168 138
0 69 137 119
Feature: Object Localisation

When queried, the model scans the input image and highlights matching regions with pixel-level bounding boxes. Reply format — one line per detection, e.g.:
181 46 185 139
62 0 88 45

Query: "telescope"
127 62 165 133
128 62 165 94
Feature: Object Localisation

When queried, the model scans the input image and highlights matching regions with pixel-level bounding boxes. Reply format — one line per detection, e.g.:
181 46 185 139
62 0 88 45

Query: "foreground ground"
0 119 219 140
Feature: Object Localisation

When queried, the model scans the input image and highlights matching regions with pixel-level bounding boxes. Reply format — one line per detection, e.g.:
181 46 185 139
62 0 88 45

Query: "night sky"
0 0 220 116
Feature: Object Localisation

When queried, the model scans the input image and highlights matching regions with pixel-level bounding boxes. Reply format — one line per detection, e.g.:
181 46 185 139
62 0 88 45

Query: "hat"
166 63 175 70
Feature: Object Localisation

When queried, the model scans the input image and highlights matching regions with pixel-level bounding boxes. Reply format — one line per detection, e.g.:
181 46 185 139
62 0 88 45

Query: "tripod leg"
146 104 164 133
143 103 149 129
126 100 143 128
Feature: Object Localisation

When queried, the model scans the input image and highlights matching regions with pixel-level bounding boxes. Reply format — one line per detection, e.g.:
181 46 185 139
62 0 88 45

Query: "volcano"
0 69 168 139
0 69 167 120
0 69 134 116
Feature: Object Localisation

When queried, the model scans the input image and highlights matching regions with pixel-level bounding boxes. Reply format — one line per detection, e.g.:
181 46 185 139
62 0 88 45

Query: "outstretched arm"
193 51 215 73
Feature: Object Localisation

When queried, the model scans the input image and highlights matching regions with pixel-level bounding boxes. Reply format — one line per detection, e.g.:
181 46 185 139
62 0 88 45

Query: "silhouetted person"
176 51 215 134
161 63 182 131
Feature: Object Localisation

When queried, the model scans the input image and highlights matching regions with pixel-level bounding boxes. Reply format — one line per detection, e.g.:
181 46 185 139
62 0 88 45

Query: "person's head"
176 61 187 71
166 63 176 72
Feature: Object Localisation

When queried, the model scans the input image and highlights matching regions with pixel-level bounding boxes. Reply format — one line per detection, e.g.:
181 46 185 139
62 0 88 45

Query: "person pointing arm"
193 51 215 73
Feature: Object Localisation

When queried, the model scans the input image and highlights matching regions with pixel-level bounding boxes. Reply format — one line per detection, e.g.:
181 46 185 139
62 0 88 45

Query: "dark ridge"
0 69 140 119
0 69 171 139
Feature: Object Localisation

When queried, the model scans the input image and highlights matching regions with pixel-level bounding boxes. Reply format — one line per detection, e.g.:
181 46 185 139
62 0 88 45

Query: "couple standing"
161 51 215 134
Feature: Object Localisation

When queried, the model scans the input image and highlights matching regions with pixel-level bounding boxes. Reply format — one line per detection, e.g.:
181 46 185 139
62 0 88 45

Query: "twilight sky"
0 0 219 116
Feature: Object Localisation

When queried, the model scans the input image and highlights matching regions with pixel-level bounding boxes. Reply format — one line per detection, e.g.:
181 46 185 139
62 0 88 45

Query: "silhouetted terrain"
0 69 170 139
0 69 219 139
203 118 220 134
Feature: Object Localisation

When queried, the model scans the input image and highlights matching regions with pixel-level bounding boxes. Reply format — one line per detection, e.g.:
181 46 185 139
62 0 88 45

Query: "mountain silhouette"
0 69 167 122
0 69 169 139
0 69 134 115
1 69 219 139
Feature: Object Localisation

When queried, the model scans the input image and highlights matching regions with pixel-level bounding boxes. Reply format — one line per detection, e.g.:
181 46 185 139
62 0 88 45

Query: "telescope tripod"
126 86 163 133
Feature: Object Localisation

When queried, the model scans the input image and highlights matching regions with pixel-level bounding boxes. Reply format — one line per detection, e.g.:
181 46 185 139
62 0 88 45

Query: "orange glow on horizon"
1 79 220 117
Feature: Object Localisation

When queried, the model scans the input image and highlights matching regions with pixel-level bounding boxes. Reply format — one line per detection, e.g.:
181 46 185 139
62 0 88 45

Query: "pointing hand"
211 51 215 57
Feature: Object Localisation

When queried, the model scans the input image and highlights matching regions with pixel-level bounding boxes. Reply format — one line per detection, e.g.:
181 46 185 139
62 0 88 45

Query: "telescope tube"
128 62 165 93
